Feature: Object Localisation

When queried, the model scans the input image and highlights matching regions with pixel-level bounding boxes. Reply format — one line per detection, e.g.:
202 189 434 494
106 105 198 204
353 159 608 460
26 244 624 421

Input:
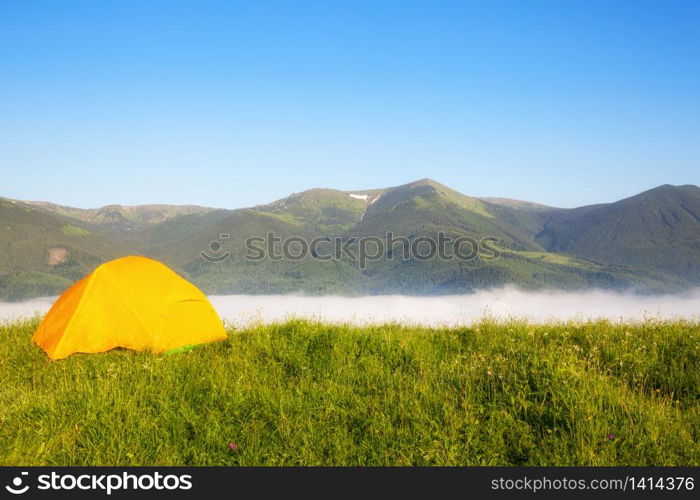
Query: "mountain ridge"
1 180 698 300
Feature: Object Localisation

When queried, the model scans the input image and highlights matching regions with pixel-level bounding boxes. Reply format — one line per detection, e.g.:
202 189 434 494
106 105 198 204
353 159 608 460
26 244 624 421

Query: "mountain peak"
613 183 700 205
647 183 699 193
406 178 444 189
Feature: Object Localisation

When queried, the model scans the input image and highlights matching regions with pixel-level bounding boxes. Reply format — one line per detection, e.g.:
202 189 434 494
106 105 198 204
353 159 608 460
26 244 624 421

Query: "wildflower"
607 433 615 441
229 442 238 451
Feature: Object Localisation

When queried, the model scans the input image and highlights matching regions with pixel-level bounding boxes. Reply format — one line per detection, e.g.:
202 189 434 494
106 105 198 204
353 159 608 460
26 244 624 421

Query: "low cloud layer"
208 288 700 326
0 297 56 323
4 288 698 326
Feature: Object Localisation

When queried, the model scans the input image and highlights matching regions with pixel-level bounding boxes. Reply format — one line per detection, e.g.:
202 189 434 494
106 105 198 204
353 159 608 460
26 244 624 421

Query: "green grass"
512 250 583 266
60 224 91 236
0 318 697 466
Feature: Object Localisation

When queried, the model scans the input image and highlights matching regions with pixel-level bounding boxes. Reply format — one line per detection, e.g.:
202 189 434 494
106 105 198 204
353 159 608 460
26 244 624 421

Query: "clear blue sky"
1 0 698 209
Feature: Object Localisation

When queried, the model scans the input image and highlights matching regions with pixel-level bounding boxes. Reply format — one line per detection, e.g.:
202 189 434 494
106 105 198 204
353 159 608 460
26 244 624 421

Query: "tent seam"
158 278 178 348
102 266 157 347
53 268 98 358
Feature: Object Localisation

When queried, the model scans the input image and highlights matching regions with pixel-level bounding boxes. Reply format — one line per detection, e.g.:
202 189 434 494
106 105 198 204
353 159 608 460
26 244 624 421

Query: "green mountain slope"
25 201 214 237
536 185 700 282
0 198 133 299
122 205 368 295
355 179 542 249
253 188 369 232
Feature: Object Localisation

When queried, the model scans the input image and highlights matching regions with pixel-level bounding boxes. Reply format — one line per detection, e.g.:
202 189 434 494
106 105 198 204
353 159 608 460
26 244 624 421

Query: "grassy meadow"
0 317 697 466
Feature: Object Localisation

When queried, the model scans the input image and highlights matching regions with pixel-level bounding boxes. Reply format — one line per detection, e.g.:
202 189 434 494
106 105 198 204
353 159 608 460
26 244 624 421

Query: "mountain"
535 184 700 281
1 180 698 300
23 201 214 236
0 198 132 299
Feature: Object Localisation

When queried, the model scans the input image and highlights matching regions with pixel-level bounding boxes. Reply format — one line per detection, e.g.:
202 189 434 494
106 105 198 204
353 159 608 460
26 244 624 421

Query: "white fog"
2 287 699 326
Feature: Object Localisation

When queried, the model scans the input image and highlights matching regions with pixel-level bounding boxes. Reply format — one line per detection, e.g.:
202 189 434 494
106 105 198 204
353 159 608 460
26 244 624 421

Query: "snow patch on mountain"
349 193 369 201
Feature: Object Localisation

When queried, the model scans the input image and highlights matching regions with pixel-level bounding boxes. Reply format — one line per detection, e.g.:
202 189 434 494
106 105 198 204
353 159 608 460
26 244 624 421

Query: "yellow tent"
33 256 226 359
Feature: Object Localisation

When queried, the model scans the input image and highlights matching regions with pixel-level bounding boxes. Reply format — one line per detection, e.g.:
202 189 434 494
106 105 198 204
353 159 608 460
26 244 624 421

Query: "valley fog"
2 287 700 325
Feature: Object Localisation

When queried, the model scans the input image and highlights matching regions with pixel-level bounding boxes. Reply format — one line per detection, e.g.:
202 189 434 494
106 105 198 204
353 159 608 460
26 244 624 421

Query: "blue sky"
1 0 698 209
